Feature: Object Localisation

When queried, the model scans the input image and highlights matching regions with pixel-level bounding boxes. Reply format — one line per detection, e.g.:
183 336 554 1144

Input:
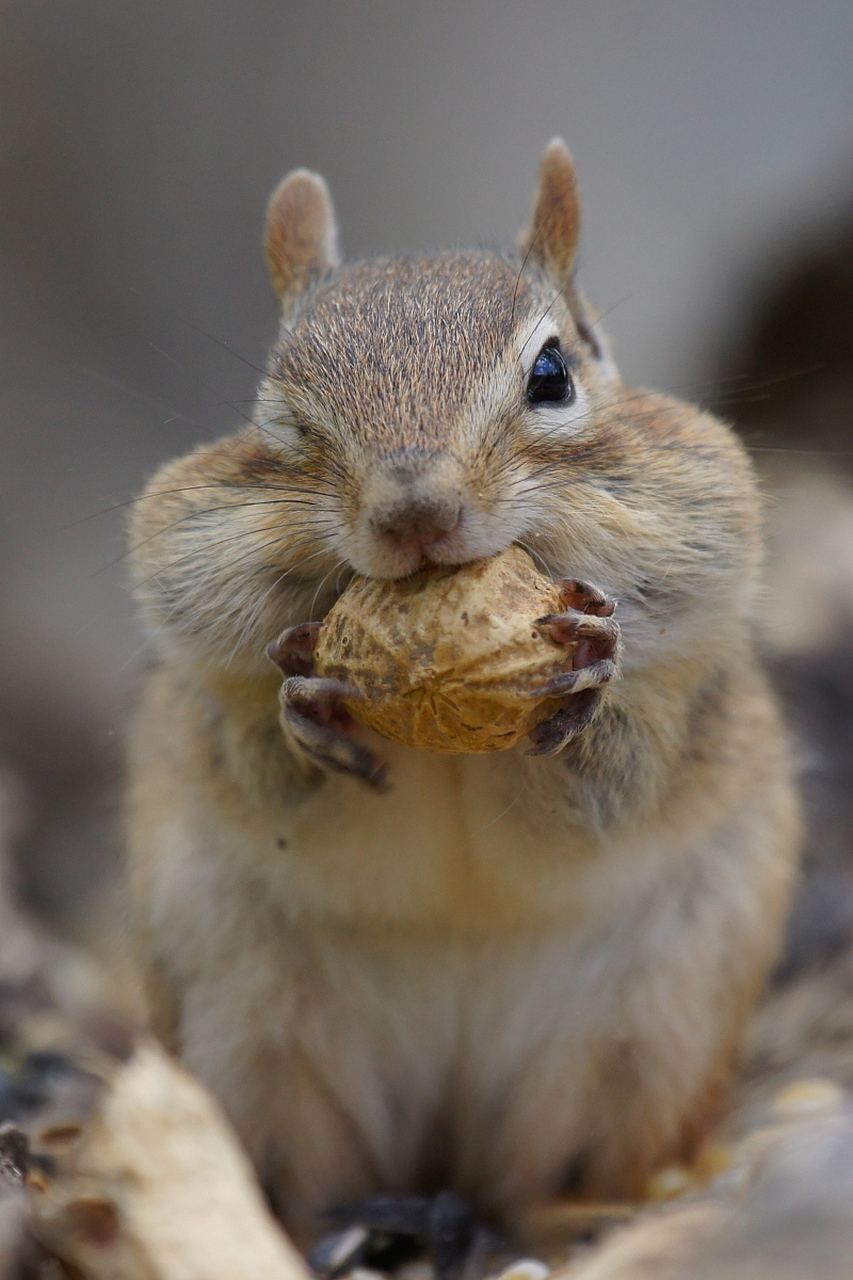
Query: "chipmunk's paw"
527 578 621 757
268 625 389 790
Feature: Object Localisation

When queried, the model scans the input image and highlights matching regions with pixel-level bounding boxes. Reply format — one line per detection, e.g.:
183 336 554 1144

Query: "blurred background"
1 0 852 945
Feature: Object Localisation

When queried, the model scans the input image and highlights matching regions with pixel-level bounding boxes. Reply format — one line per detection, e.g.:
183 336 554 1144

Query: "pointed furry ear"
265 169 340 313
522 139 581 285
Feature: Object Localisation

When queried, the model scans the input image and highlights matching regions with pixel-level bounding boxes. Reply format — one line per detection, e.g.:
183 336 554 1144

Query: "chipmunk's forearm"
552 644 765 831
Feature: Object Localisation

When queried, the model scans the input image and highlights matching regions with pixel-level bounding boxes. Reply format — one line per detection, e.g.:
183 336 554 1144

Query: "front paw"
527 578 622 757
268 625 389 790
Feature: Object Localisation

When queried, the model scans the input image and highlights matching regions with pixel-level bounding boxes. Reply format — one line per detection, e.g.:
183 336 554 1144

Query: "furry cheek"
524 382 594 442
253 378 305 452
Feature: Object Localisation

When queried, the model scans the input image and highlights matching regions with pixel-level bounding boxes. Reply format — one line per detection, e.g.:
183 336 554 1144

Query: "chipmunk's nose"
369 495 463 552
357 453 473 576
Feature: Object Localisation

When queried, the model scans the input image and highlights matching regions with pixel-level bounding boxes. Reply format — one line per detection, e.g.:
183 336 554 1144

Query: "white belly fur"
143 734 781 1233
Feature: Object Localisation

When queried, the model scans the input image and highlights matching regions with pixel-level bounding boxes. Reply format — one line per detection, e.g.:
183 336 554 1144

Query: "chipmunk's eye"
527 344 574 405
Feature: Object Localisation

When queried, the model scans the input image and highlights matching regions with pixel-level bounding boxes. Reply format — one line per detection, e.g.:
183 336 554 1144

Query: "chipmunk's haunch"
126 140 801 1244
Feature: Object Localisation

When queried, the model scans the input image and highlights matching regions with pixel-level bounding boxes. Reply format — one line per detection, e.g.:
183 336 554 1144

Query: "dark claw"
555 578 616 617
527 577 619 754
281 704 389 790
529 657 620 699
267 621 322 677
280 674 389 791
535 611 620 648
526 688 602 755
282 675 363 711
269 624 390 790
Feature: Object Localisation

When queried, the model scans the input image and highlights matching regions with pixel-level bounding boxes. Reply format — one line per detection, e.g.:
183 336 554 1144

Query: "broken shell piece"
313 546 574 753
494 1261 552 1280
29 1040 310 1280
770 1078 845 1121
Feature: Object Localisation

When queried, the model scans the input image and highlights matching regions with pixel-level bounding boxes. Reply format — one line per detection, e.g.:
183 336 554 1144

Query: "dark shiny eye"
527 344 574 405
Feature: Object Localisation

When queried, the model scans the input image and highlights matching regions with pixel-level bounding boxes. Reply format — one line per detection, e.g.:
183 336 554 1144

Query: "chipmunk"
125 140 801 1247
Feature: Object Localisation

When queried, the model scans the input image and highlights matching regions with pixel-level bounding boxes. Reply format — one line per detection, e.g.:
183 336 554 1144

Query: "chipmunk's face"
257 252 617 581
255 143 620 592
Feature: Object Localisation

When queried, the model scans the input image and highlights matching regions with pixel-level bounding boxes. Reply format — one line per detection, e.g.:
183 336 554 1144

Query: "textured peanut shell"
314 546 573 753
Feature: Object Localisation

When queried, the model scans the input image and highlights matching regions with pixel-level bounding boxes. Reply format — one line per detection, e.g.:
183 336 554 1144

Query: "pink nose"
369 496 463 551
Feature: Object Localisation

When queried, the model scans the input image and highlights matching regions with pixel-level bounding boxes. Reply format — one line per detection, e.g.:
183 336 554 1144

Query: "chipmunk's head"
255 141 620 584
134 142 757 671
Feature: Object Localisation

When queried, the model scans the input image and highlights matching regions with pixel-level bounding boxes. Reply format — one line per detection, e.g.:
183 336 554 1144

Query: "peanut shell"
314 545 573 753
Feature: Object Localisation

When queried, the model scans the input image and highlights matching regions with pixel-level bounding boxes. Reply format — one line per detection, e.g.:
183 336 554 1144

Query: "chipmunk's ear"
265 169 340 314
522 139 581 285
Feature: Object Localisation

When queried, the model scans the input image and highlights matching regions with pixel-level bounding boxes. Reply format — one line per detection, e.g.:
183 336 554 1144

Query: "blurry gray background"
1 0 852 926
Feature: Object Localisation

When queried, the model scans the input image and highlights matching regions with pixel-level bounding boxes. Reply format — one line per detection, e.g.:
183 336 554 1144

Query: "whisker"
511 217 546 330
99 496 334 575
477 781 529 832
747 445 853 456
67 362 201 429
513 537 553 577
309 559 348 618
130 522 335 594
224 546 338 665
126 542 334 670
74 475 338 532
129 286 269 378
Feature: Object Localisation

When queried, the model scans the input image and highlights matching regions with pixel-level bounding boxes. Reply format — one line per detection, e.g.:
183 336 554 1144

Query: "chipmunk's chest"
255 736 603 930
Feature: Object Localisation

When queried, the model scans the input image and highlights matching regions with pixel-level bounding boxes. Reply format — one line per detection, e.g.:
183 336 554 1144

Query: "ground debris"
27 1040 310 1280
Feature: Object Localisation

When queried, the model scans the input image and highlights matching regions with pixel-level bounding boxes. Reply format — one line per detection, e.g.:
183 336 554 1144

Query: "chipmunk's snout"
370 494 463 556
349 452 500 579
360 479 466 578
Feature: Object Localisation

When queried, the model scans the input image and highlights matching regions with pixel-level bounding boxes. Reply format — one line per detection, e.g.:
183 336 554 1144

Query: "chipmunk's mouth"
351 532 507 581
345 503 519 581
